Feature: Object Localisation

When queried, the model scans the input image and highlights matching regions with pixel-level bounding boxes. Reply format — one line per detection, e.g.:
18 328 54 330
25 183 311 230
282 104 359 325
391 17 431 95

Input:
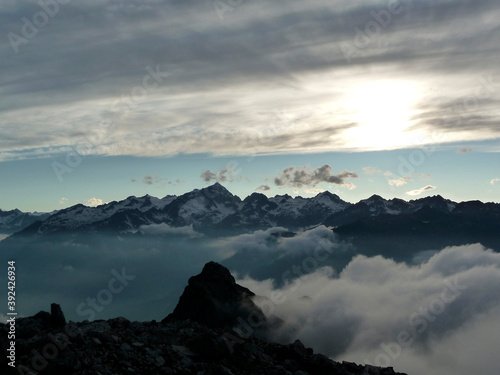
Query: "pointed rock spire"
163 262 266 330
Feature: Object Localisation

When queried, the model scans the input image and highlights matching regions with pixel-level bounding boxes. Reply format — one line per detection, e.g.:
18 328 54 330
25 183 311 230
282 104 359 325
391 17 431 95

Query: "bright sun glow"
344 80 422 150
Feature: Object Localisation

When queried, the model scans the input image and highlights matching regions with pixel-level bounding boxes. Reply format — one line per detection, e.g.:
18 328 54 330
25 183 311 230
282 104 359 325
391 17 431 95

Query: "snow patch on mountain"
10 184 496 238
33 195 178 232
269 195 308 217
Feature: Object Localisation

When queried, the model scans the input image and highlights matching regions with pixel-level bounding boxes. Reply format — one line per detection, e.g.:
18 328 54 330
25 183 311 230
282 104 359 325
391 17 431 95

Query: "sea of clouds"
237 243 500 375
1 226 499 375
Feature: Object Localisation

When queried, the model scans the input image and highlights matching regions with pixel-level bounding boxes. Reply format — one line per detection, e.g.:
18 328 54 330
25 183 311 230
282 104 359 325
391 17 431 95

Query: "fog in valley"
1 226 499 375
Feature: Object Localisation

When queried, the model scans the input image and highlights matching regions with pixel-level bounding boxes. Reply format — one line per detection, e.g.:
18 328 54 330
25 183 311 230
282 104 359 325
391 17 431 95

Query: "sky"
1 0 499 212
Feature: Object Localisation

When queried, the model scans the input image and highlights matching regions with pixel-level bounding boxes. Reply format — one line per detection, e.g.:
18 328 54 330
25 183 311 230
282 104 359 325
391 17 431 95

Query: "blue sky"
1 0 499 212
1 147 498 212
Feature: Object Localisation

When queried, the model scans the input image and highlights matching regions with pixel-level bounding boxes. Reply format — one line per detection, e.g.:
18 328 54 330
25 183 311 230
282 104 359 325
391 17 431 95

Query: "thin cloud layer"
256 185 271 192
388 177 412 187
405 185 436 196
139 223 203 238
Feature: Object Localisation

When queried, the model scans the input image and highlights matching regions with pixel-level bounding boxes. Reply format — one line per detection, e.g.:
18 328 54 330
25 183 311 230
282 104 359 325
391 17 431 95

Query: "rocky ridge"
0 263 408 375
163 262 266 330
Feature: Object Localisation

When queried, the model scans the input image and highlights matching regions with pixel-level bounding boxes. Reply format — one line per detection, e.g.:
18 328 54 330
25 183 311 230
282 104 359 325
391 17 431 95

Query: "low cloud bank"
140 223 203 238
220 226 341 254
3 224 499 375
217 226 356 282
237 244 500 375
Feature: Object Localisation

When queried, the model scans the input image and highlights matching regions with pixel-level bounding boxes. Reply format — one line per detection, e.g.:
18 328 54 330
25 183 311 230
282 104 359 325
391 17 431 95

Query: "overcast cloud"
1 0 499 160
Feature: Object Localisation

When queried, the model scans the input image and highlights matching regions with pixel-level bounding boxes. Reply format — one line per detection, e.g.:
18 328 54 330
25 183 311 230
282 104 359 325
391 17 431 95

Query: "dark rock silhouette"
51 303 66 328
163 261 266 330
0 308 408 375
0 263 409 375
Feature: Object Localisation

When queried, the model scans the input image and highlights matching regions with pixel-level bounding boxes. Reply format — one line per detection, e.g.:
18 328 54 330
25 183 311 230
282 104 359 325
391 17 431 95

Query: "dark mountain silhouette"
0 209 52 234
163 261 266 329
0 263 408 375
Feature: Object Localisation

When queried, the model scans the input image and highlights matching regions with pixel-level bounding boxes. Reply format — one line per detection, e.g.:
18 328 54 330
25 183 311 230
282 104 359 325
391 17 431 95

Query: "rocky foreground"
1 262 407 375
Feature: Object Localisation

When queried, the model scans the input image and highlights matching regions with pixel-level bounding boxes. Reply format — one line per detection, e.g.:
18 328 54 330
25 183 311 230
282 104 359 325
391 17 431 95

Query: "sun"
344 80 421 150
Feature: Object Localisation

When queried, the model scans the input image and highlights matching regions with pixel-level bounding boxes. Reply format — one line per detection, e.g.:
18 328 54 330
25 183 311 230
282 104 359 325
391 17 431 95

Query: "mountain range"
0 209 53 235
4 183 500 248
0 183 500 254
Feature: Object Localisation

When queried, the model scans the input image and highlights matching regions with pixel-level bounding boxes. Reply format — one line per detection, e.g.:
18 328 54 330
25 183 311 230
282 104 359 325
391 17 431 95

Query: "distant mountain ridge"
0 208 53 234
7 183 500 242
